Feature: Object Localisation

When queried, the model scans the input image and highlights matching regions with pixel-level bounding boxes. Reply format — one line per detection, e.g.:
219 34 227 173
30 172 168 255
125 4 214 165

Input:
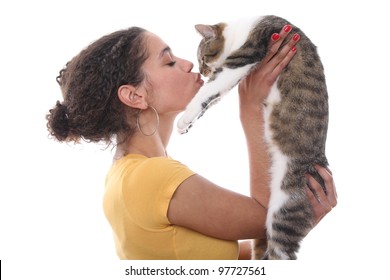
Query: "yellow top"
103 154 239 260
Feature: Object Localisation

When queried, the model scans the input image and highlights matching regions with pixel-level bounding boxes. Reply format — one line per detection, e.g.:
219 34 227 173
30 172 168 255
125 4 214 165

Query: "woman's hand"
238 25 300 113
306 165 338 226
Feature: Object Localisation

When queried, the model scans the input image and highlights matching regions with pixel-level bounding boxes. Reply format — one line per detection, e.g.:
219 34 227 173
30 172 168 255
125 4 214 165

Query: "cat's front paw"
177 106 202 134
177 117 192 134
177 113 195 134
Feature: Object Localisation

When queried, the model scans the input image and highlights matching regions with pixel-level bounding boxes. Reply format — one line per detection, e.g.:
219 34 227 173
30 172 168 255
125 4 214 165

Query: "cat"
177 15 329 260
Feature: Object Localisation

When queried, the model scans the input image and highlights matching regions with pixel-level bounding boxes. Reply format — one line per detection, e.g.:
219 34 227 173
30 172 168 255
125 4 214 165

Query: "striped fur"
177 15 329 260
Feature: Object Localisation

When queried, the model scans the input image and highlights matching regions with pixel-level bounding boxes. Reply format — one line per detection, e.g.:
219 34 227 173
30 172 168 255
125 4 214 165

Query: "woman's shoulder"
113 154 195 185
110 155 196 228
119 154 190 170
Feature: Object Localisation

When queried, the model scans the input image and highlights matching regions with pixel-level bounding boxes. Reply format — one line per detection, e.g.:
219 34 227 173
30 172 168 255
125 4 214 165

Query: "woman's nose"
180 59 194 72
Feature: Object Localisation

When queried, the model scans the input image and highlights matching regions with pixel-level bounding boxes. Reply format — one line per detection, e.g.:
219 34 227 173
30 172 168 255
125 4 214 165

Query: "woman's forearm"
240 104 270 209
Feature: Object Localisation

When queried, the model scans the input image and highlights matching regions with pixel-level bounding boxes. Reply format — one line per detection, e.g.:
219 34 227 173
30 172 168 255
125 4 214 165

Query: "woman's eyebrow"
159 46 172 58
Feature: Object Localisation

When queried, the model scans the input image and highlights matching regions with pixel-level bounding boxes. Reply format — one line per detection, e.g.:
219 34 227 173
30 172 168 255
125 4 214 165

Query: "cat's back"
261 15 325 80
270 27 328 161
275 15 328 113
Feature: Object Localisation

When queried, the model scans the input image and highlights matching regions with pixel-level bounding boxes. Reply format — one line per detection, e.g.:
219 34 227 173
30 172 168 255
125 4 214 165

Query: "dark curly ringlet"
46 27 148 144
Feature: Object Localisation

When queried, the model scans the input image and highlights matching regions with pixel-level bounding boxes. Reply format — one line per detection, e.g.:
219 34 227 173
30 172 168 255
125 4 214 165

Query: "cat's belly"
263 81 281 145
265 146 289 235
263 82 289 235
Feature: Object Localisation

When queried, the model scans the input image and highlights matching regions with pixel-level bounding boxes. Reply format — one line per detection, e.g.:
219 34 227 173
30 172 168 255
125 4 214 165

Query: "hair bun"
46 101 70 141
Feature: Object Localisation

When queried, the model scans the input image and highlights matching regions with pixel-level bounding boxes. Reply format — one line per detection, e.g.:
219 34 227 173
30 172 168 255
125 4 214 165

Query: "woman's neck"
114 114 175 160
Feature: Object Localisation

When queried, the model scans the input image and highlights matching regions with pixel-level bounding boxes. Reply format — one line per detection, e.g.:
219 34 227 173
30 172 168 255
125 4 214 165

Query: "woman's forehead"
145 32 170 57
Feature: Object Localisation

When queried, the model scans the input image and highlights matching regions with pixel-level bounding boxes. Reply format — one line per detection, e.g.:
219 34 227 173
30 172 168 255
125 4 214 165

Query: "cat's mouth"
201 68 212 77
200 63 212 77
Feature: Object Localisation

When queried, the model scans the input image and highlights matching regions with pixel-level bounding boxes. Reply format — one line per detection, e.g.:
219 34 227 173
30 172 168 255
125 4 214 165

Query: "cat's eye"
204 52 218 58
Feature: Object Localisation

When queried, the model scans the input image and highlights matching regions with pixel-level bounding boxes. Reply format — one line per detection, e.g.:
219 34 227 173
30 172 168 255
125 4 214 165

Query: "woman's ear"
117 85 148 109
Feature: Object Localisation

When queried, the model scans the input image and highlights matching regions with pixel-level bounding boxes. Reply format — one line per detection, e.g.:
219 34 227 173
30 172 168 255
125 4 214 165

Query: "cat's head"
195 23 226 77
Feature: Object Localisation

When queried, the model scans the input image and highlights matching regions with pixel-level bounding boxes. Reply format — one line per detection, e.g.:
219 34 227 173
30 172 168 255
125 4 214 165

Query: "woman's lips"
196 73 204 86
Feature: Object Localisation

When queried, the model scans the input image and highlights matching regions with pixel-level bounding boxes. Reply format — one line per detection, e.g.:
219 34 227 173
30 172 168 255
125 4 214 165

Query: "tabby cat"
177 15 329 260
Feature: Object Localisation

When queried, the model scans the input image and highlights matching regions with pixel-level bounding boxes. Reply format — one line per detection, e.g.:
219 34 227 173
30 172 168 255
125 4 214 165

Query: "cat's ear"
195 24 216 39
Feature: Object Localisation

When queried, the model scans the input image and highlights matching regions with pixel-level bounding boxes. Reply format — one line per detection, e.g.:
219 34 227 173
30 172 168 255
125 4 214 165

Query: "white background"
1 0 389 279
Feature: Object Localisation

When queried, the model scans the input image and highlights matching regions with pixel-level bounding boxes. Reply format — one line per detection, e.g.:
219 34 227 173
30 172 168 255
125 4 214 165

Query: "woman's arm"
168 174 267 240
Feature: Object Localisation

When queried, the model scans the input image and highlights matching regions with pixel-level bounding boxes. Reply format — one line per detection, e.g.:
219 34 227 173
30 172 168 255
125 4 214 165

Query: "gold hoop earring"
136 106 160 136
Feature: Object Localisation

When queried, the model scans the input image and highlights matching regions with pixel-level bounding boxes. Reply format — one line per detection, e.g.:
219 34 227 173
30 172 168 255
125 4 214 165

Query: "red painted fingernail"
271 33 280 41
293 33 300 41
291 46 297 52
284 25 292 33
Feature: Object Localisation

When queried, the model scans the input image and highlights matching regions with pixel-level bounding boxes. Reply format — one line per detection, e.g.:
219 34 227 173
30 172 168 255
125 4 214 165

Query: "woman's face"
141 32 204 115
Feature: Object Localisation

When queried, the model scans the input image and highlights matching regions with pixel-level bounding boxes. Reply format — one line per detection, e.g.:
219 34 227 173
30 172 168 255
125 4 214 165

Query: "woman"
46 25 337 260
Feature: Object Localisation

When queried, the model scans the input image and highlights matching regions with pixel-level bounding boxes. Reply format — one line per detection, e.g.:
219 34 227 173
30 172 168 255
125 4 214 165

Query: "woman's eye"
167 61 176 66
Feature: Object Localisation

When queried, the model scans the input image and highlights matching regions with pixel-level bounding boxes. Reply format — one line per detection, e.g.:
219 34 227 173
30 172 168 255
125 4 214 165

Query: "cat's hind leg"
262 170 313 260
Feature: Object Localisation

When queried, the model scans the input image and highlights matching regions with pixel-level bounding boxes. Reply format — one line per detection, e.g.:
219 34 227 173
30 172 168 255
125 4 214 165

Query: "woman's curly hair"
46 27 148 145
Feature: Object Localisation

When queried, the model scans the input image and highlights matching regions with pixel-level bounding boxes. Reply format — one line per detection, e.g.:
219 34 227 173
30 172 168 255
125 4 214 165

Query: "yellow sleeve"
122 157 195 231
